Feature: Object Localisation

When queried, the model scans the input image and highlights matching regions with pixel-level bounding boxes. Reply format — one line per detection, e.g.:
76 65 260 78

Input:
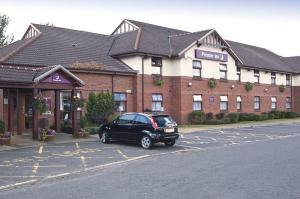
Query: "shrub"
269 111 281 119
85 126 100 135
0 120 5 135
286 112 300 118
189 111 206 124
259 113 269 121
223 117 231 124
61 124 73 134
79 116 88 129
279 111 287 118
239 113 259 121
108 114 119 123
227 113 240 123
206 112 214 120
204 119 225 125
86 92 115 125
279 85 285 93
215 112 225 120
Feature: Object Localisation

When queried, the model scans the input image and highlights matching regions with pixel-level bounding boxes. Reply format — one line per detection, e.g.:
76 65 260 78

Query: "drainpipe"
142 56 145 112
291 74 293 111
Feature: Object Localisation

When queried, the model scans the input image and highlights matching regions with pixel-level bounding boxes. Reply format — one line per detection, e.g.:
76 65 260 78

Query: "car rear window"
153 116 175 127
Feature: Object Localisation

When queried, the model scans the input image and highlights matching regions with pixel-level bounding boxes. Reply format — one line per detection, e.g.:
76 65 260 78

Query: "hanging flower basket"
245 82 254 92
32 95 48 114
40 128 56 142
279 85 285 93
71 96 85 111
153 75 164 86
208 78 217 89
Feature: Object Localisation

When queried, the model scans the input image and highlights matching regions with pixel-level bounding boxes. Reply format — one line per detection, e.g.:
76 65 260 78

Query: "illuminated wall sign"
42 72 71 84
195 50 228 62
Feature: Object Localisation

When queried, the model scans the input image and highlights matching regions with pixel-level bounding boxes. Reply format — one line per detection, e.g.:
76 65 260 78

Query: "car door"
131 115 152 141
111 114 136 141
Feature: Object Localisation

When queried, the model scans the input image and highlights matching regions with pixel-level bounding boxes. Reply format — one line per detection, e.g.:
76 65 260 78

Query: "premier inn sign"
195 49 228 62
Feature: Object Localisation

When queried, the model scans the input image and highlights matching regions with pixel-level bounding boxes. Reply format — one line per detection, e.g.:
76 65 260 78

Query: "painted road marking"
32 163 39 174
75 142 87 167
0 179 37 191
117 149 130 159
46 172 70 179
38 146 43 154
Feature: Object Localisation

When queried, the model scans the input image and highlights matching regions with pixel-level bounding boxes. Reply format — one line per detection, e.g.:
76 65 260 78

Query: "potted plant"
279 85 285 92
0 120 11 145
73 116 89 138
40 128 56 142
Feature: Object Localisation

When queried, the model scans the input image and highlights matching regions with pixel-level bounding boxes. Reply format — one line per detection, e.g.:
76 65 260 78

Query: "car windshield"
153 116 175 127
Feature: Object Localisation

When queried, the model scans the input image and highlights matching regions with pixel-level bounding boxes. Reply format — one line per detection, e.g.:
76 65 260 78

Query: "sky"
1 0 300 57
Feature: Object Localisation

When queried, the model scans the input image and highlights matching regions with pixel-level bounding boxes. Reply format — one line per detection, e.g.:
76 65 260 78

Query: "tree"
0 15 14 47
86 92 115 125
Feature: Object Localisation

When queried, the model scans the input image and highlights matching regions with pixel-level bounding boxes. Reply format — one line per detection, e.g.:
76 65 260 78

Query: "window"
152 57 162 75
237 67 241 82
254 96 260 111
271 97 277 110
117 114 136 124
193 95 202 111
219 64 227 80
237 96 242 112
254 70 260 83
114 93 126 112
286 97 292 110
286 74 291 86
152 94 163 111
60 91 71 111
134 115 150 125
271 72 276 85
220 95 228 112
192 60 202 77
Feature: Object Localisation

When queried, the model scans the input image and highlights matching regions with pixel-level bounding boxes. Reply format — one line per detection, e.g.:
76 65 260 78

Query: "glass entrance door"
24 94 33 130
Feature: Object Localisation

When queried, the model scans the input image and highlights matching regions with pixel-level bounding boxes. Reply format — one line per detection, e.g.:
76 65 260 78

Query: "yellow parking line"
117 149 130 159
32 163 39 174
75 142 79 149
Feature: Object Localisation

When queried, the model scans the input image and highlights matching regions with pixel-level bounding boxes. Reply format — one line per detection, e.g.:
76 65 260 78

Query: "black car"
99 113 179 149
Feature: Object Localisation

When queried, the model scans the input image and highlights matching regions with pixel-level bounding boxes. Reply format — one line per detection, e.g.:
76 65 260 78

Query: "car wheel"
164 140 176 147
100 131 110 144
141 135 152 149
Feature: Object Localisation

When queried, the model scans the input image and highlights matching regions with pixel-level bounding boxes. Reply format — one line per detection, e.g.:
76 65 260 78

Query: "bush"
286 112 300 118
215 113 225 120
86 92 115 125
0 120 5 135
226 113 239 123
279 111 287 118
189 111 206 124
259 113 269 121
206 112 214 120
269 111 281 119
204 119 225 125
108 114 119 123
61 124 73 134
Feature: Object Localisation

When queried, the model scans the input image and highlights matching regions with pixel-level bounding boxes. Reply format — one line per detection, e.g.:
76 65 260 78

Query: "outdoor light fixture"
231 85 235 89
188 82 193 87
264 88 268 92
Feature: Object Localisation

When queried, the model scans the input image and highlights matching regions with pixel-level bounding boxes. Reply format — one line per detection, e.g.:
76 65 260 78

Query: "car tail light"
150 117 159 129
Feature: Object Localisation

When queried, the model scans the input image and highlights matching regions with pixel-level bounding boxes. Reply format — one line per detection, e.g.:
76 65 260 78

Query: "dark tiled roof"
1 24 135 74
169 30 212 55
227 40 294 72
0 65 54 83
281 56 300 73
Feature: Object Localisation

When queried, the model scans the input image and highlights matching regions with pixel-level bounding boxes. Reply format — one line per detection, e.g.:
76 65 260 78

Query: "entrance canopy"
0 64 85 89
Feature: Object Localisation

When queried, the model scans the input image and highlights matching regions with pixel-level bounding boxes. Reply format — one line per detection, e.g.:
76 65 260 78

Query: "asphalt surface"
0 123 300 198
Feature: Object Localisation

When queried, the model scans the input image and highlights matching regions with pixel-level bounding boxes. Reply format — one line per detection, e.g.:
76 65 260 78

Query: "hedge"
189 111 206 124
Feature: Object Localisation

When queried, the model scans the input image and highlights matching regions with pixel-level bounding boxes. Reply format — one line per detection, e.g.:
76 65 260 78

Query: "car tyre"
141 135 153 149
164 140 176 147
100 131 110 144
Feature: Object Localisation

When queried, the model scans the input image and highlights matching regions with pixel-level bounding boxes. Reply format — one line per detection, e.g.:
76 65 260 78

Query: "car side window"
117 114 136 124
134 115 151 125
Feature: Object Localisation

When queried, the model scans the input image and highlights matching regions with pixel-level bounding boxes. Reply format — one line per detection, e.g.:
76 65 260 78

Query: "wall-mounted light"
231 85 235 89
264 88 268 92
188 82 193 87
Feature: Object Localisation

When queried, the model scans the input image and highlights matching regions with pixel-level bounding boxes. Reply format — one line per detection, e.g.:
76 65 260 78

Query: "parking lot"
1 122 300 190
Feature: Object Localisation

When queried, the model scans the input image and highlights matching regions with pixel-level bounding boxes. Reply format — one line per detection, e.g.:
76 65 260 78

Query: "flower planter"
73 132 89 139
0 138 11 145
42 135 55 142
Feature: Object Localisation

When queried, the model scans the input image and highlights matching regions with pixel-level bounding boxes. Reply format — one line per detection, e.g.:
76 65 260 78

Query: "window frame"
192 60 202 78
113 92 127 112
286 97 292 110
219 64 228 80
286 74 291 87
271 97 277 111
271 72 276 85
151 57 162 75
220 95 228 112
236 96 242 112
152 93 163 112
193 94 203 111
254 70 260 84
254 96 261 111
237 67 241 82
